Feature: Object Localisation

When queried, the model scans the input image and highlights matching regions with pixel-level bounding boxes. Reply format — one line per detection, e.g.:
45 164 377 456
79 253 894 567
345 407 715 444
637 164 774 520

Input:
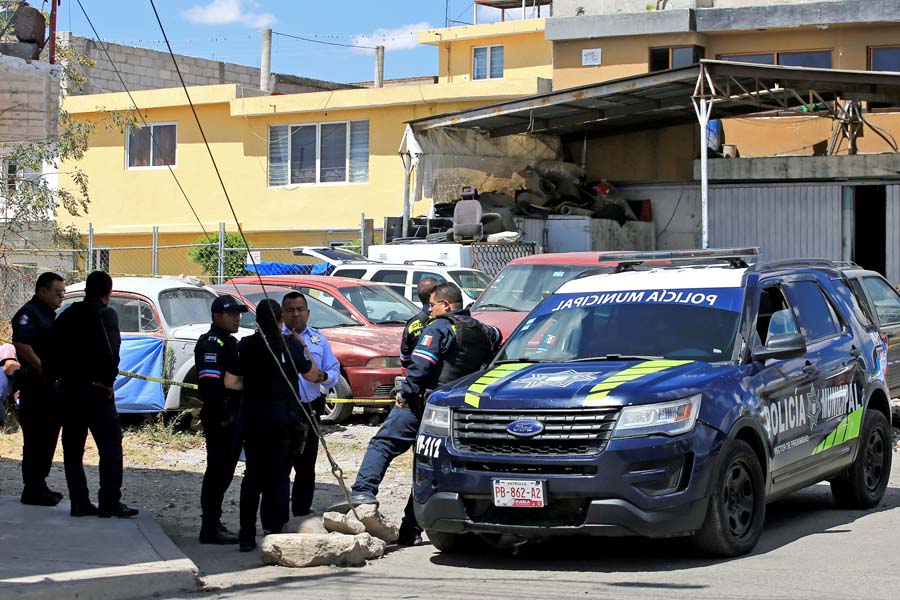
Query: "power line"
272 30 377 50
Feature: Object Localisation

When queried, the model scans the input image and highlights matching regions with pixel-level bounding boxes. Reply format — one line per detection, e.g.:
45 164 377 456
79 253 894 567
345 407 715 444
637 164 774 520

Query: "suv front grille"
451 407 620 457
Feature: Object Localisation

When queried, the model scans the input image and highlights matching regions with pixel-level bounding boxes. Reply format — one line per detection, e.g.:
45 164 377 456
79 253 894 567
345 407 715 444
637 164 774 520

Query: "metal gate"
709 184 842 263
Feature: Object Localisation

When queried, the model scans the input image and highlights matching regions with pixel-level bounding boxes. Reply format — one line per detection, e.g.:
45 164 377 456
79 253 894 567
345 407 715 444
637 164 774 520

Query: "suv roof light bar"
602 247 760 272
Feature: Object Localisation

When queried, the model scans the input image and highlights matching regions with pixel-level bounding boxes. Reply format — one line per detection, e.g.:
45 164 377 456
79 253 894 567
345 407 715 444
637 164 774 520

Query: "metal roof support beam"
693 63 718 250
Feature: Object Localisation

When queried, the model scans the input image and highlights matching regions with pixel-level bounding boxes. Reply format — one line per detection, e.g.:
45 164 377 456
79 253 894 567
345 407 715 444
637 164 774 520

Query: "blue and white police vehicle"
413 249 892 557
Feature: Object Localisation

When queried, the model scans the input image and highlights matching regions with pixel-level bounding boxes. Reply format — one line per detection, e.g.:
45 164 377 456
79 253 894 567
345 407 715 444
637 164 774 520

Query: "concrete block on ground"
355 504 399 543
282 515 328 535
260 533 385 568
323 511 366 535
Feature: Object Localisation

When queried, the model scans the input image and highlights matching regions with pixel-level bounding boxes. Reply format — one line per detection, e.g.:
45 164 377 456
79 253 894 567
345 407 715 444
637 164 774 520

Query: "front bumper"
414 421 723 539
343 367 403 400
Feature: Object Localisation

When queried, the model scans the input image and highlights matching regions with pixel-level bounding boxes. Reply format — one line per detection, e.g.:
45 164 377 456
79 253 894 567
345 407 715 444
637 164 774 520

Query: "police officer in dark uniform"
195 294 248 544
400 278 440 368
225 299 324 552
331 282 501 545
49 271 138 518
12 271 66 506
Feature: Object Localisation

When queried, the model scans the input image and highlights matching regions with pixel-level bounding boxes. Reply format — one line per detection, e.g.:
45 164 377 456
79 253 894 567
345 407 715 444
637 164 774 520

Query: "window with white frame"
2 159 41 197
268 120 369 187
473 45 504 80
127 123 177 169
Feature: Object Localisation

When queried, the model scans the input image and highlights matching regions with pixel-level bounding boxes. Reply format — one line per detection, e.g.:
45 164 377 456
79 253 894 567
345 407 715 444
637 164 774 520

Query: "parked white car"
63 276 252 411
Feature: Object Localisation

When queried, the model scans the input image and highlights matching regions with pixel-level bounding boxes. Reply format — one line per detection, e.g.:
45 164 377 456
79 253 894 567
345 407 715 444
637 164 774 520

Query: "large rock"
0 42 40 60
282 515 328 535
13 5 46 43
260 533 385 568
355 504 399 543
323 511 366 535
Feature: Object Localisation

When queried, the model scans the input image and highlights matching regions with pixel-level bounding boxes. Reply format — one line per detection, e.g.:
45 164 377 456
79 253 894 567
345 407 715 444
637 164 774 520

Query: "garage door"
709 185 842 262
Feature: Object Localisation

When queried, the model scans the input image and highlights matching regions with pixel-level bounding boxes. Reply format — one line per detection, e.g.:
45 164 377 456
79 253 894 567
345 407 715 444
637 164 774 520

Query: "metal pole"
693 98 712 250
473 2 478 24
841 186 854 262
151 226 159 276
401 156 412 239
49 0 59 64
360 212 367 256
260 28 272 91
87 223 94 273
217 222 225 284
374 46 385 88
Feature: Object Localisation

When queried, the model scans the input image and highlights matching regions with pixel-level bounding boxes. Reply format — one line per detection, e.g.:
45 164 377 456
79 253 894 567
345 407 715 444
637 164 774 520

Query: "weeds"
130 412 204 453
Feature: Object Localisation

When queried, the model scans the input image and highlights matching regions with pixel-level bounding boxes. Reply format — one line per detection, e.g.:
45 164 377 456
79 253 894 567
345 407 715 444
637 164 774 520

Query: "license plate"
492 479 545 508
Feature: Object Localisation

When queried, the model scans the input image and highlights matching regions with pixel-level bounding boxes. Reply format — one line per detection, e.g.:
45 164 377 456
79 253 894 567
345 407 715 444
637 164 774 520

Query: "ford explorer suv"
414 249 892 557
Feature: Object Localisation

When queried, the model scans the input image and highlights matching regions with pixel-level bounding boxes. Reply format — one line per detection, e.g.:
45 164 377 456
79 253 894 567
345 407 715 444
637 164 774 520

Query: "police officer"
49 271 138 518
331 282 501 545
195 294 248 544
225 299 324 552
12 271 65 506
281 292 341 517
400 278 440 368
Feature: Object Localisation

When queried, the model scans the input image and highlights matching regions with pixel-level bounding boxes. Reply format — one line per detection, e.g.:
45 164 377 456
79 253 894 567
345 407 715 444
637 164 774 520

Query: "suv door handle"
849 346 862 358
802 363 820 376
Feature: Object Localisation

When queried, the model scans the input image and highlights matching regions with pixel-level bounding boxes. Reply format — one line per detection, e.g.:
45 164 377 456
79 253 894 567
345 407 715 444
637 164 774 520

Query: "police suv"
413 249 893 557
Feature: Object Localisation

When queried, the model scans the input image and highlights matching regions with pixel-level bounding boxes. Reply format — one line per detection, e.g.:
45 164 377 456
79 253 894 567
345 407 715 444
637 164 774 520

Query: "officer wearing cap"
194 293 248 544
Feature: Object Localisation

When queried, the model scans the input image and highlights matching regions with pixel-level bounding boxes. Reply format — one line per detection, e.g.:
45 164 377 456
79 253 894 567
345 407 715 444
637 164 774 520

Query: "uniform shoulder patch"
420 334 433 346
204 353 217 363
18 314 29 325
207 335 217 343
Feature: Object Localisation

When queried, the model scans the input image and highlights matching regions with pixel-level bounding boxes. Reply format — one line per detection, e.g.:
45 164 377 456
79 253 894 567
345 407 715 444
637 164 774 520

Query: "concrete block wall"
551 0 837 18
0 54 61 146
56 33 349 96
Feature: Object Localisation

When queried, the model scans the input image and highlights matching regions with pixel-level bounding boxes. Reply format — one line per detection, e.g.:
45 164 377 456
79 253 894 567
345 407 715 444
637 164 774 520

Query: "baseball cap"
211 294 249 314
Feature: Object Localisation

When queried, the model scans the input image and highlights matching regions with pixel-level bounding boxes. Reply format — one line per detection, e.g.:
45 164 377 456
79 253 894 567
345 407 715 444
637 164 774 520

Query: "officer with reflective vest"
399 278 440 368
331 282 501 545
194 294 248 544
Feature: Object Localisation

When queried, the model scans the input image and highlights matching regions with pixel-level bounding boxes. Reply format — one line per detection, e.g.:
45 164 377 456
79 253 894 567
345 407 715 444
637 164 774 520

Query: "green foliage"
187 233 251 280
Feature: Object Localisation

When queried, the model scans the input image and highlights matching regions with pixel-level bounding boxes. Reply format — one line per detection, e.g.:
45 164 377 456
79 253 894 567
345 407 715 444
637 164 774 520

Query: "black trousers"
61 382 123 509
18 377 61 493
240 407 299 537
200 417 243 530
291 396 325 517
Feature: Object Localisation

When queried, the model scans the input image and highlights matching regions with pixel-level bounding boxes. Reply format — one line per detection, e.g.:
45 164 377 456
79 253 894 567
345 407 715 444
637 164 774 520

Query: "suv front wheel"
692 439 766 557
830 409 891 509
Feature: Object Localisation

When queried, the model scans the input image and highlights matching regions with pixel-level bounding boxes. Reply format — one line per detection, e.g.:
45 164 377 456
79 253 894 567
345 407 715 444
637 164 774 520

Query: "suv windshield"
498 287 745 363
474 264 601 313
159 288 217 327
338 284 417 324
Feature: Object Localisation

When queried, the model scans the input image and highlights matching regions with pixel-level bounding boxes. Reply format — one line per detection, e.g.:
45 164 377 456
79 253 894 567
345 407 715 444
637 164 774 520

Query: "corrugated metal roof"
409 60 900 139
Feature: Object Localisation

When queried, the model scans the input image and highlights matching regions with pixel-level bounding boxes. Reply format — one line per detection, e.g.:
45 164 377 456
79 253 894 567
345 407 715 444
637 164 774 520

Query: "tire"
426 530 476 554
830 410 892 509
692 439 766 557
322 376 354 424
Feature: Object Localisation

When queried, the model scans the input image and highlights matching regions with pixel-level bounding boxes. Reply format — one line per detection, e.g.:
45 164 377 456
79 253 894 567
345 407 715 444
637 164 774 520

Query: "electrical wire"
273 30 377 51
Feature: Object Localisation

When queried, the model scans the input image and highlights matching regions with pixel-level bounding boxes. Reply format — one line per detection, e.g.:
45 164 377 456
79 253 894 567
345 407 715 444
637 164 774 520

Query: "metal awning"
409 60 900 139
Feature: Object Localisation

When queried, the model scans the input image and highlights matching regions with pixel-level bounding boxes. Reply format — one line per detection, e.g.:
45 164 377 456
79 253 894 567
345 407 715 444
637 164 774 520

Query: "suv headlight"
421 405 450 435
612 394 701 438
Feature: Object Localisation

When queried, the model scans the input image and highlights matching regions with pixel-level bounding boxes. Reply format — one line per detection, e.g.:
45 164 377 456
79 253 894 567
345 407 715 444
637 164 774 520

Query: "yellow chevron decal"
584 360 692 406
464 363 529 408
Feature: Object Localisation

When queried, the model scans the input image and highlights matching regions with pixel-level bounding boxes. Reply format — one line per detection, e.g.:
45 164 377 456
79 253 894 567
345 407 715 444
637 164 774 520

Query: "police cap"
211 294 249 314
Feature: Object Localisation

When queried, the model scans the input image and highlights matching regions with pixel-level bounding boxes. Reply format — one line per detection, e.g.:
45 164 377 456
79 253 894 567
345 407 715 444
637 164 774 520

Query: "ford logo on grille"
506 420 544 437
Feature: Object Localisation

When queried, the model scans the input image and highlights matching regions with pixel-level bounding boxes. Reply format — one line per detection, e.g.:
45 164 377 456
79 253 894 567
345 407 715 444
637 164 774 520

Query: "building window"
473 45 504 80
268 120 369 187
126 123 177 169
649 46 704 72
719 50 832 69
2 159 40 196
870 46 900 72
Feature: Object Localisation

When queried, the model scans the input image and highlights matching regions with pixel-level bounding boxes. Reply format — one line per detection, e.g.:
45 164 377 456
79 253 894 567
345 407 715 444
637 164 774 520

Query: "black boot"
200 522 239 544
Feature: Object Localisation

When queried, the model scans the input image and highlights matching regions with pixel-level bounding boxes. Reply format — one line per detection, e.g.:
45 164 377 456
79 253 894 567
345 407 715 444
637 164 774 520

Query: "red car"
221 276 420 422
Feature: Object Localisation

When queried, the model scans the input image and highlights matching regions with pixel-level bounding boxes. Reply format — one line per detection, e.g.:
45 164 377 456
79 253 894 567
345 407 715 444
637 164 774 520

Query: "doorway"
854 185 886 275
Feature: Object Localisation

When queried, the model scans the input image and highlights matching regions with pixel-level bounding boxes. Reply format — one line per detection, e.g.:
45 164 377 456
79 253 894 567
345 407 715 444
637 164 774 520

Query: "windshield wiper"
322 323 363 328
569 354 664 362
475 303 522 312
493 358 553 365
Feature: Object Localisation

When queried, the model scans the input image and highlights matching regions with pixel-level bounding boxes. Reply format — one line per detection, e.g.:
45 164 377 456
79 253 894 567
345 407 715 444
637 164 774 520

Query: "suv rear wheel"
830 409 891 509
692 439 766 557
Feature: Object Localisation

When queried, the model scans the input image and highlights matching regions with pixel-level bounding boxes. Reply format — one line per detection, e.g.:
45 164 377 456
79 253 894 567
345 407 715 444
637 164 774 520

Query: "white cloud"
182 0 276 29
353 22 432 52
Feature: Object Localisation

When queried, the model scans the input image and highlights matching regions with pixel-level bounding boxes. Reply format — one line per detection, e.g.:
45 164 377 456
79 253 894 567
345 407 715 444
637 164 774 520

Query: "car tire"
426 530 476 554
692 439 766 557
829 409 892 509
322 376 354 425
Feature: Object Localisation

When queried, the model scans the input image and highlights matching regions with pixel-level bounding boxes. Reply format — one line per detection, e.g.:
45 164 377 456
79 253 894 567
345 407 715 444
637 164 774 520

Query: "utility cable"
273 30 377 51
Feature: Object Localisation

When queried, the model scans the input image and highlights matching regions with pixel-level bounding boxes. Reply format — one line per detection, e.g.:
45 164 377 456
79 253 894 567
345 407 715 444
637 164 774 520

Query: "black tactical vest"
437 314 495 385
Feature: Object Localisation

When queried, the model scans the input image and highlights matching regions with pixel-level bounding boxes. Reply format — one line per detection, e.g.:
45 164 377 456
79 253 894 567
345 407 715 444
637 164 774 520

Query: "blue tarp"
244 261 334 276
114 336 165 413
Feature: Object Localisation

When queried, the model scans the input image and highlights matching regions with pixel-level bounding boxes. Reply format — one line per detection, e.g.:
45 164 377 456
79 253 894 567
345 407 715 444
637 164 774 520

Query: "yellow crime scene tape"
116 370 392 404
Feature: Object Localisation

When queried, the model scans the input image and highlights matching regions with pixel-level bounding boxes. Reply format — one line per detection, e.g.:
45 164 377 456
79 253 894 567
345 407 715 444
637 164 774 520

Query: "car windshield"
244 291 360 329
473 264 601 313
338 284 418 324
158 288 217 327
497 287 745 364
452 270 492 300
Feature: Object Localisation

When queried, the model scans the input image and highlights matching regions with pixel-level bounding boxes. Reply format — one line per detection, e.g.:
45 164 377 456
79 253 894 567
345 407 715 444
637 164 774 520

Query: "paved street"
156 457 900 600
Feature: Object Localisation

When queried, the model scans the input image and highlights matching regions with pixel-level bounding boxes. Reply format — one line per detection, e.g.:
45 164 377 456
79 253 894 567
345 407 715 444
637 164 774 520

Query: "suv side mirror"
752 333 807 362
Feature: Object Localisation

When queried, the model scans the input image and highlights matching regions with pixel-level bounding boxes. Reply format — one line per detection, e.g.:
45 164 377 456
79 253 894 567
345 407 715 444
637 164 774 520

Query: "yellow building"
59 18 552 277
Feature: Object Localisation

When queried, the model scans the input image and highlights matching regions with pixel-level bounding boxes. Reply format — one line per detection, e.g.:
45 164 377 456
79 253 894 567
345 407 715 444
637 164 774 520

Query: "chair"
453 199 484 243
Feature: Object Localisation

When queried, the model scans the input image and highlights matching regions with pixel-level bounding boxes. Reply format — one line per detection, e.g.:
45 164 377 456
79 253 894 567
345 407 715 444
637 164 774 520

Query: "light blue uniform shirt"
283 325 341 402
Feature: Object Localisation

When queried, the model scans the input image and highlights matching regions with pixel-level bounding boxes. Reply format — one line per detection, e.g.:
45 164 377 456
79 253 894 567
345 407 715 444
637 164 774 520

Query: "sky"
61 0 543 84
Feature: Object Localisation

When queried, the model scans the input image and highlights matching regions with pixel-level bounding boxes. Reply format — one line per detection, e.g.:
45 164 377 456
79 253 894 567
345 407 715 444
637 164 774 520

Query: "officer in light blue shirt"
281 291 341 516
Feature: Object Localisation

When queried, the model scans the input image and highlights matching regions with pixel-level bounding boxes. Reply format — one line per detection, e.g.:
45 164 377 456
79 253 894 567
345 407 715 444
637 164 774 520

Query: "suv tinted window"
370 270 407 297
755 286 800 346
842 278 876 328
786 281 841 341
861 275 900 325
333 269 367 279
